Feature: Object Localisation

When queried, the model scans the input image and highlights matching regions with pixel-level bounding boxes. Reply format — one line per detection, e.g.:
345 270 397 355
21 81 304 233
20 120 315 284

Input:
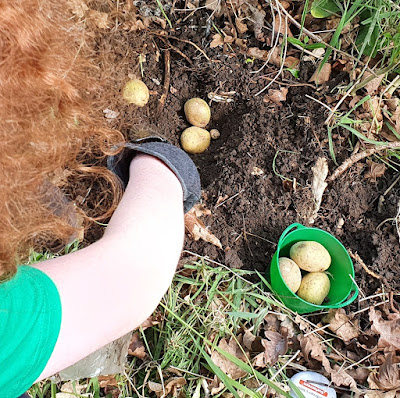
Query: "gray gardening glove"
107 137 201 213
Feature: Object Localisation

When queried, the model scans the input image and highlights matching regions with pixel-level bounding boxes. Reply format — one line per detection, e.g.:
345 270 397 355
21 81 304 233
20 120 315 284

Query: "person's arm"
33 153 184 380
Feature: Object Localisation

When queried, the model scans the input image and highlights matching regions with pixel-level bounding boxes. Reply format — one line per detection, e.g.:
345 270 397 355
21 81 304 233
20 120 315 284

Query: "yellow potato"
297 272 330 305
289 241 331 272
184 98 211 127
122 80 149 107
279 257 302 293
180 127 211 154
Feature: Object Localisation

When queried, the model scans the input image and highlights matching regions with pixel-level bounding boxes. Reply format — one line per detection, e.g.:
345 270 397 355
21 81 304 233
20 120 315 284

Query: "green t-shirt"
0 266 62 397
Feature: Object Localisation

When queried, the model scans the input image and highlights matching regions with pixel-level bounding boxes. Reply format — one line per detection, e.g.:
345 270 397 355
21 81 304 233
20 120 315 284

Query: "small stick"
153 32 210 61
158 50 171 113
157 36 193 65
389 291 399 313
348 249 383 280
327 142 400 183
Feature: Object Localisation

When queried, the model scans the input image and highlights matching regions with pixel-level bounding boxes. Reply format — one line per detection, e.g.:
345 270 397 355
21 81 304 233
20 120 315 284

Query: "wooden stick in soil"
348 249 383 280
327 141 400 183
158 49 171 113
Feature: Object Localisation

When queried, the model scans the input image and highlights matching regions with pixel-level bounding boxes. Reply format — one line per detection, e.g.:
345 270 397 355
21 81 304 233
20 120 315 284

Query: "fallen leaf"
253 331 287 367
57 381 88 398
273 14 293 37
298 333 331 371
365 160 386 182
211 337 249 379
215 195 229 206
347 367 371 384
362 71 385 95
87 10 109 29
163 377 187 397
264 87 288 106
330 365 360 392
140 313 162 330
98 375 119 388
208 375 225 395
368 353 400 391
362 96 383 122
247 47 269 60
365 391 398 398
370 309 400 349
185 205 222 249
309 63 332 85
243 329 263 352
148 381 163 395
322 308 360 343
210 34 224 48
205 0 223 16
235 17 248 34
128 332 147 359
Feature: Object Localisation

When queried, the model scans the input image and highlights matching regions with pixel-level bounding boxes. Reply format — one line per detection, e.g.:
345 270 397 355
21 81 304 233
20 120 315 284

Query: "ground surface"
88 2 400 300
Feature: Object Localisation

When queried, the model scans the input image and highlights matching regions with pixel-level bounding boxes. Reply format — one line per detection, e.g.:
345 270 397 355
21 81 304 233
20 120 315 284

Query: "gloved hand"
107 136 201 213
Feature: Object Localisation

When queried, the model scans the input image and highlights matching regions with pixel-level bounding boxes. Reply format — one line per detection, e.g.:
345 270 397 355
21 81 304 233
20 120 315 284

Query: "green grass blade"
338 123 387 145
327 126 338 165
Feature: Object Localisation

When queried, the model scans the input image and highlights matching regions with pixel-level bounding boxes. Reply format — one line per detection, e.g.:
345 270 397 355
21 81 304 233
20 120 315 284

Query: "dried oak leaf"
309 63 332 85
264 87 289 106
365 160 386 182
148 378 186 398
243 329 263 352
185 204 222 249
128 331 146 359
370 309 400 349
98 375 119 388
362 71 384 95
272 15 293 37
365 391 398 398
210 34 224 48
362 96 383 122
236 17 248 34
211 337 249 379
368 353 400 391
330 365 360 392
322 308 360 343
255 331 288 366
247 47 269 60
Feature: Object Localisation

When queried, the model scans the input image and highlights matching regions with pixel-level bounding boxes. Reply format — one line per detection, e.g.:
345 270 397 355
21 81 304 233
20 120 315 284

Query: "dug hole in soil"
90 3 400 301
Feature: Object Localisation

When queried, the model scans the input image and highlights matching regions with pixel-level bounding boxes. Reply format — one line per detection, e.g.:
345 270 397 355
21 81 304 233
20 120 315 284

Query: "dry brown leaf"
185 205 222 249
128 332 147 359
365 160 387 182
243 329 263 352
264 87 288 106
330 365 360 392
362 96 383 122
164 377 187 396
308 157 328 224
247 47 269 60
211 337 248 379
347 367 371 384
208 375 225 395
98 375 119 388
148 381 163 394
322 308 360 343
273 15 293 37
362 71 385 94
210 34 224 48
58 381 87 398
309 63 332 85
262 331 288 365
140 313 162 330
365 391 398 398
368 353 400 391
236 17 248 34
87 10 109 29
298 333 331 371
205 0 223 16
370 309 400 350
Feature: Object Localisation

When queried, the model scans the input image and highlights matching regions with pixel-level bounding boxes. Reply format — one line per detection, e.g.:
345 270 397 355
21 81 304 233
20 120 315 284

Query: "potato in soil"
181 127 211 154
297 272 330 305
279 257 302 293
184 98 211 127
290 241 331 272
123 80 149 107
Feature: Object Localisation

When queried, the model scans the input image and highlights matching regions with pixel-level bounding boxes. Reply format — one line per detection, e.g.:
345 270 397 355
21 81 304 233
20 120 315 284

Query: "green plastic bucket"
270 223 358 314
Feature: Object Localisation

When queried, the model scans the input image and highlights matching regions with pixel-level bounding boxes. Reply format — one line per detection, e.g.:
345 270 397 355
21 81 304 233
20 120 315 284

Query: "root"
348 249 383 280
158 49 171 113
327 142 400 183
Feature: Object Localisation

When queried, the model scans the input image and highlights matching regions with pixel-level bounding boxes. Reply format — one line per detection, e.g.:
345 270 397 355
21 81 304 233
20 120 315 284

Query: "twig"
389 291 399 313
214 189 244 208
348 249 383 280
157 36 193 65
327 142 400 183
153 32 210 61
158 50 171 113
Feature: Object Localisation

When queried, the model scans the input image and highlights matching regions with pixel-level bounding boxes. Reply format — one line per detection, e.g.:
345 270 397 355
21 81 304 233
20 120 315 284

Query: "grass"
29 251 307 398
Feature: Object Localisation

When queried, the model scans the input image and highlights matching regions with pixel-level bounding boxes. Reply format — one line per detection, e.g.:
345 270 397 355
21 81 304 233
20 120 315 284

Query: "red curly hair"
0 0 124 280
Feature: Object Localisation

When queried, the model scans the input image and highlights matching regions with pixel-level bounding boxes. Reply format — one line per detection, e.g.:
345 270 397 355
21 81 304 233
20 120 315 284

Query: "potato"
297 272 330 305
290 241 331 272
184 98 211 127
181 127 211 154
210 128 220 139
279 257 302 293
123 79 149 107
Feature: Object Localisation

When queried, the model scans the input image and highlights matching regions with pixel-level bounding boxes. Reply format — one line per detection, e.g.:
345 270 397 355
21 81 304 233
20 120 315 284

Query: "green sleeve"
0 266 62 397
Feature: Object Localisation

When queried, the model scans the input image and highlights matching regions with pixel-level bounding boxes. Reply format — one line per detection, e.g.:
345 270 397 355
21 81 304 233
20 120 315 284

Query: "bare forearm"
34 154 184 378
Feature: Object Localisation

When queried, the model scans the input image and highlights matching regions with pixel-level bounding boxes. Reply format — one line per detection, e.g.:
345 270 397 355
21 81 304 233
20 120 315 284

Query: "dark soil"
88 2 400 299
